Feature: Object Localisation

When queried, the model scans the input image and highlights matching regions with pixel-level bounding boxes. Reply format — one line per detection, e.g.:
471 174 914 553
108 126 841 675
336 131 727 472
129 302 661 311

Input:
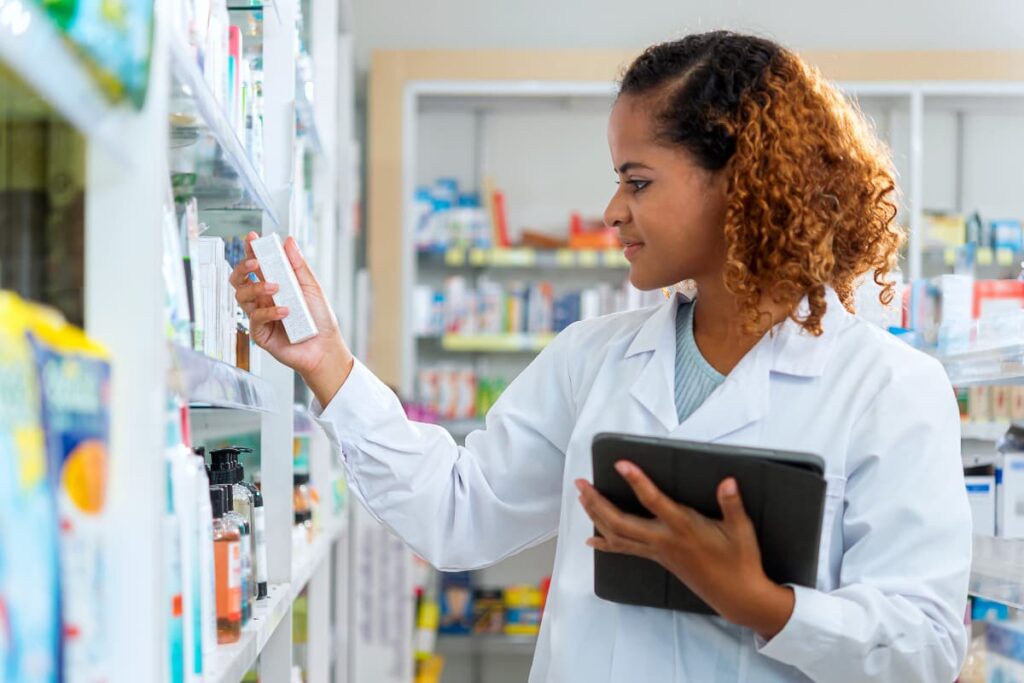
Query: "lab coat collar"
625 287 851 436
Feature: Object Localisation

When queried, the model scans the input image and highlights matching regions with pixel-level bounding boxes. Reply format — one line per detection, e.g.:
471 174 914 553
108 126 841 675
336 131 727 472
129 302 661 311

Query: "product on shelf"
413 276 646 338
416 366 507 422
28 299 112 683
210 486 242 644
220 483 252 626
966 474 996 536
472 589 505 635
209 447 263 608
0 293 61 683
503 585 543 636
293 473 314 544
438 572 473 635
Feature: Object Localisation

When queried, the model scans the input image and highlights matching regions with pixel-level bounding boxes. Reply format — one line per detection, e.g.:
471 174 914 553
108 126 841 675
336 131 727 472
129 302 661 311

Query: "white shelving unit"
0 0 358 680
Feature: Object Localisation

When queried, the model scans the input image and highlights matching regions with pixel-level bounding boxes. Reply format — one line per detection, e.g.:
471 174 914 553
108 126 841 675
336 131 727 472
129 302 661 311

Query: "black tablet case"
591 433 827 615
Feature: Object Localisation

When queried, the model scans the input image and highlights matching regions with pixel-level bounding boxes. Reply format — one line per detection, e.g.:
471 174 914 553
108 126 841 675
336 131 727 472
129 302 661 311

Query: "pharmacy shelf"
296 89 325 158
206 582 292 683
962 422 1011 442
436 634 538 657
439 418 486 437
969 536 1024 609
0 0 131 161
227 0 282 28
169 343 277 412
935 343 1024 387
205 520 348 683
290 520 347 602
168 33 280 225
418 247 629 270
418 334 556 353
927 246 1023 269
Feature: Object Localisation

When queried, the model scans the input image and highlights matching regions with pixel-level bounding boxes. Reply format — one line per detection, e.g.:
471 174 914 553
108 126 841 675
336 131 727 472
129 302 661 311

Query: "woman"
232 31 970 683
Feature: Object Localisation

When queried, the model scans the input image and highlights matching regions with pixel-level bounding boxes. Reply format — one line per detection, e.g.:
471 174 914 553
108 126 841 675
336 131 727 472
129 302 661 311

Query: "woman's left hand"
576 461 795 641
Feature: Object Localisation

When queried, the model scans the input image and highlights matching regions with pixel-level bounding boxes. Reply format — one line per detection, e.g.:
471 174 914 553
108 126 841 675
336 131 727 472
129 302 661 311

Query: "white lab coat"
313 289 971 683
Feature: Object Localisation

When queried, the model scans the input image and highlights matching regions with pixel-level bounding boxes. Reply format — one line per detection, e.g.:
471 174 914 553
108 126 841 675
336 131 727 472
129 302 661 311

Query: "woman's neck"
689 276 793 376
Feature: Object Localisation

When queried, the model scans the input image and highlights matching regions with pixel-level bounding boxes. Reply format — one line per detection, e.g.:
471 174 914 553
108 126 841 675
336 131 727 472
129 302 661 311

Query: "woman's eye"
628 180 650 193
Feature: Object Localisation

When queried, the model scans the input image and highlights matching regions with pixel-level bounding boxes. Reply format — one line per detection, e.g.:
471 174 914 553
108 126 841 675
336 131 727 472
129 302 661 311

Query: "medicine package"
250 234 319 344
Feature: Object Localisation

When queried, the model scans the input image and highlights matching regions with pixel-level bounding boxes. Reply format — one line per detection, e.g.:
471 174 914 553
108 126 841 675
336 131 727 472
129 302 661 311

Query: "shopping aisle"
0 0 361 680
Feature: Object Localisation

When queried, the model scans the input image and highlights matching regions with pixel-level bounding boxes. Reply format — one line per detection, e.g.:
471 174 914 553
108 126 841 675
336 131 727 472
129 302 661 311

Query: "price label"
445 248 466 267
555 250 575 267
578 251 599 268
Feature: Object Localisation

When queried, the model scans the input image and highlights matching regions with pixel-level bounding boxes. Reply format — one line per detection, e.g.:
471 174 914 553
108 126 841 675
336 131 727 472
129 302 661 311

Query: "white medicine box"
997 454 1024 538
966 474 996 536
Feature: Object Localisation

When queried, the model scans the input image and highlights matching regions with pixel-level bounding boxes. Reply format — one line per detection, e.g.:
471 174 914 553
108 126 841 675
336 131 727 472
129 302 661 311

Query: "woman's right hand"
230 231 354 406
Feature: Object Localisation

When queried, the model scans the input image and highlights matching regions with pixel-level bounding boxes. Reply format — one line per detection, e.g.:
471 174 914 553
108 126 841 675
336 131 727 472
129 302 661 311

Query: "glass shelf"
168 343 277 412
417 334 556 353
0 0 130 161
168 34 279 225
227 0 281 28
970 535 1024 610
435 634 538 657
418 247 630 270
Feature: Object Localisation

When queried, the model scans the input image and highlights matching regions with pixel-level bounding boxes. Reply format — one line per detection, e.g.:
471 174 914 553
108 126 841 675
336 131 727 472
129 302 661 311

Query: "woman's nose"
603 187 630 228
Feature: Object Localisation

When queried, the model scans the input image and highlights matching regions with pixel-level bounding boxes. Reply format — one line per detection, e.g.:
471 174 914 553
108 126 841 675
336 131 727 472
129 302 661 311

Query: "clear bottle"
220 483 253 626
293 473 314 543
210 449 258 613
210 487 241 644
230 447 267 600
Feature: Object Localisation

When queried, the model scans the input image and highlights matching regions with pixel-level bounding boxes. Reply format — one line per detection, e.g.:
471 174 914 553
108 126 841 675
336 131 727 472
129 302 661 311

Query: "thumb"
717 478 751 533
283 236 321 290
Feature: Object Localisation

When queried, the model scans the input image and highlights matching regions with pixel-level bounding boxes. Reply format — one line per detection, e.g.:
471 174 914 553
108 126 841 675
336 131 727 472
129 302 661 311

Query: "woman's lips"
623 242 644 260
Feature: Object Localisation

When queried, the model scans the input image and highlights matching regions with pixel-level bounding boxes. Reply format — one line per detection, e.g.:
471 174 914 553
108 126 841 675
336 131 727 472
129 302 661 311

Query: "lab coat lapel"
626 295 681 432
673 336 772 442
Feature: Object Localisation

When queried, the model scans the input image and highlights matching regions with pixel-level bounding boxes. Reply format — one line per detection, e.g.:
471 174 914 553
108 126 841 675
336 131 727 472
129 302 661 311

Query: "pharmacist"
232 32 970 683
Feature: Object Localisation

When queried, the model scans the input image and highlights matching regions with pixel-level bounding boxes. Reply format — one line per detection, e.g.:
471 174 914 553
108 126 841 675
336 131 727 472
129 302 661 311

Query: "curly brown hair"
620 32 902 335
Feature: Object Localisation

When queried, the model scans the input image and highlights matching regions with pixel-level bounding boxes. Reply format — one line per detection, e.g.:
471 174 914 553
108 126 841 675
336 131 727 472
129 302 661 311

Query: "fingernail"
615 461 633 477
247 259 258 269
574 479 585 493
266 283 279 292
585 539 595 548
277 307 289 316
722 478 737 496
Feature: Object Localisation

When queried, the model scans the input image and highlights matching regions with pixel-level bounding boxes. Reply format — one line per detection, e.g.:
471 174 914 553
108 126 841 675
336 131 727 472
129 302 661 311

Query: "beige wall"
367 49 1024 386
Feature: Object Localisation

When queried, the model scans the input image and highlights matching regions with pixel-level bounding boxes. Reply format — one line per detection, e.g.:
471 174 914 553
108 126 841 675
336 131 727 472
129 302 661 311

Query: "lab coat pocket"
815 474 847 591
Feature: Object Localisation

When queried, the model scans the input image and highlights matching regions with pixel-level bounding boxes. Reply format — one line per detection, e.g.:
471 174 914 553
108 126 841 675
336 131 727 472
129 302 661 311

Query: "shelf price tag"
445 248 466 267
943 248 957 267
578 251 599 268
468 249 487 267
555 250 575 267
978 247 994 266
491 249 535 267
997 249 1016 267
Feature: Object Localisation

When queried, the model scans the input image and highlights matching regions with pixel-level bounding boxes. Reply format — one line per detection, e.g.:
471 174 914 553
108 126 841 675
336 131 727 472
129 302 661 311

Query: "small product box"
966 475 996 536
997 454 1024 538
986 619 1024 681
250 234 319 344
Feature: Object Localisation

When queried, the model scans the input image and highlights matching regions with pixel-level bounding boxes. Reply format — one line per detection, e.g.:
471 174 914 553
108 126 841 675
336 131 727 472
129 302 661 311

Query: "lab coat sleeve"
312 324 579 571
756 357 971 682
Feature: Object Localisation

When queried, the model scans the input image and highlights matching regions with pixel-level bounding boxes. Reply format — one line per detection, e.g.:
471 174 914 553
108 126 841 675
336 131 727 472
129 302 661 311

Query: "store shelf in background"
169 343 277 412
929 246 1023 268
291 520 347 602
226 0 282 28
418 248 630 270
962 422 1011 442
168 34 279 225
0 0 131 162
936 343 1024 387
438 418 486 437
296 90 324 158
206 582 291 683
421 334 557 353
971 535 1024 610
436 634 538 657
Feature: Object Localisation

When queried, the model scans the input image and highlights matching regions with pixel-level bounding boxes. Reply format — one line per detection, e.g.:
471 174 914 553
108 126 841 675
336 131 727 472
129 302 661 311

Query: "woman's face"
604 94 729 291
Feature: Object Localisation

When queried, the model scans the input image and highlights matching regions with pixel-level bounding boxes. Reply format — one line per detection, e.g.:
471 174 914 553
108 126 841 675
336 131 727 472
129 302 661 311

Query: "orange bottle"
210 486 241 643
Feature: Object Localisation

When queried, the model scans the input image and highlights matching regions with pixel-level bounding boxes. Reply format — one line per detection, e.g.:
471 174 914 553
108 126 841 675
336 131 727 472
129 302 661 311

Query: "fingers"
717 478 753 535
235 280 280 313
615 461 682 521
249 305 289 329
575 479 659 544
586 534 652 559
283 235 322 290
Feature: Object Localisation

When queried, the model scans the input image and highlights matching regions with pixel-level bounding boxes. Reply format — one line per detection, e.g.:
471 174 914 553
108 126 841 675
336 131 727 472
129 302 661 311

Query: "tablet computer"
591 432 827 615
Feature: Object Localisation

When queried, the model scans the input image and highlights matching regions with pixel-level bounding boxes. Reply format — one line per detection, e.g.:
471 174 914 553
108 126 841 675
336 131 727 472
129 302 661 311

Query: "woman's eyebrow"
616 161 653 174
